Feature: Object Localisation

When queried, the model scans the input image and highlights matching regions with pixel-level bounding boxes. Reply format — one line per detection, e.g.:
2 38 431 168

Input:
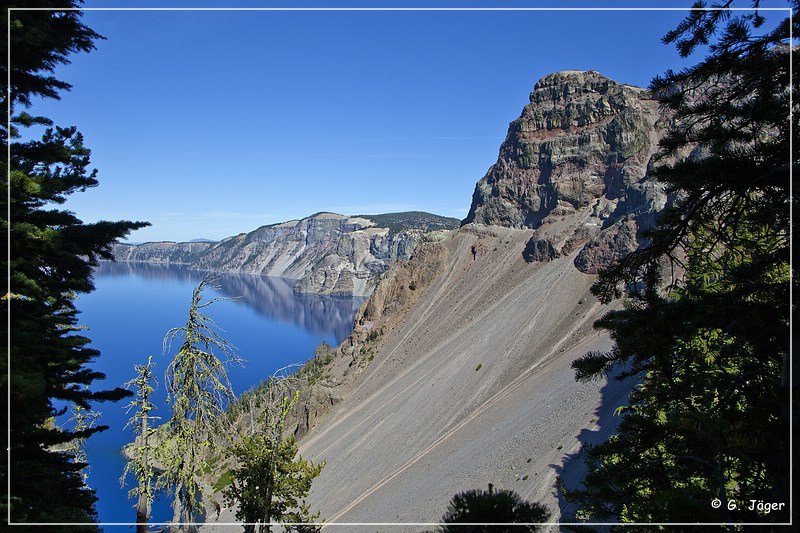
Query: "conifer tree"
3 1 148 525
158 278 242 529
223 370 324 533
440 483 549 532
566 1 794 524
121 356 159 533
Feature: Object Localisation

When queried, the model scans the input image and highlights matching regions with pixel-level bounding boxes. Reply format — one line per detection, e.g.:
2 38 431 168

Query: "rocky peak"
463 70 669 273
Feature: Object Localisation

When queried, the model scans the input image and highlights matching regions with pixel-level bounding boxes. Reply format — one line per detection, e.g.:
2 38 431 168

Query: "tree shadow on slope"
552 370 636 528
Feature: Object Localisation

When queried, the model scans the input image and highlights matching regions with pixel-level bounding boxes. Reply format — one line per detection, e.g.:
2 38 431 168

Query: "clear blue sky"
22 1 791 242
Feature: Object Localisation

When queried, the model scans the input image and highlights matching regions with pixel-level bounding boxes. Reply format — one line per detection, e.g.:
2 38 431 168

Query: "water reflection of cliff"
95 261 365 343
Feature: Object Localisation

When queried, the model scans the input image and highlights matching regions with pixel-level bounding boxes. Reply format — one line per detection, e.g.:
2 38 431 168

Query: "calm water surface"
75 262 364 527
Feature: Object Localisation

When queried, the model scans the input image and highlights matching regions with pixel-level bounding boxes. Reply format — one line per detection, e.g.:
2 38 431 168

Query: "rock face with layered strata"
112 212 459 296
463 70 669 273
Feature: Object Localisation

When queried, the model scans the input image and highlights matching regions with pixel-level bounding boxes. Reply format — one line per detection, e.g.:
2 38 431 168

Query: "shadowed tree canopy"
3 1 103 107
440 484 550 532
566 0 794 525
2 0 148 525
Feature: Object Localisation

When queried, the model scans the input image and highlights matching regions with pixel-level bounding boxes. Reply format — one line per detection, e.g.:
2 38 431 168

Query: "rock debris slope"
293 70 668 524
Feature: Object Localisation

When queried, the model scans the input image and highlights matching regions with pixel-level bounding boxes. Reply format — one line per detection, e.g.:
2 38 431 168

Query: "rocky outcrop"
522 238 559 262
112 212 459 296
463 70 670 273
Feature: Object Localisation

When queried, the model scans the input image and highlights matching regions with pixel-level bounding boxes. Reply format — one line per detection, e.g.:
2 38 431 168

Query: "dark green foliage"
3 1 103 107
566 1 793 525
225 434 323 533
3 1 148 525
227 348 334 425
213 469 234 492
224 389 323 533
440 484 550 532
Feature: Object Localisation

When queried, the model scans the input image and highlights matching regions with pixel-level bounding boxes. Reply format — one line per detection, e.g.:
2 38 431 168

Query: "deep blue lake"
74 262 364 527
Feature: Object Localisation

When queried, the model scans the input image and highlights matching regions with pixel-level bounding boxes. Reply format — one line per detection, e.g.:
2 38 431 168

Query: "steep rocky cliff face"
112 212 459 296
201 71 676 524
463 70 669 272
261 71 674 522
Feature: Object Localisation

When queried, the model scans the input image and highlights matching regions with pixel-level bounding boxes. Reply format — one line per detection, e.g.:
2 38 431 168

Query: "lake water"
75 262 364 527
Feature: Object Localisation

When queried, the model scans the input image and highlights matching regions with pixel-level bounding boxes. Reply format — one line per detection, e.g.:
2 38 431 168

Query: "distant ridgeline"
110 211 460 296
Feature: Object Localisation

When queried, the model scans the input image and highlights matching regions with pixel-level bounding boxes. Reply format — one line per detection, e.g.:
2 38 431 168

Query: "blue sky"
21 1 792 242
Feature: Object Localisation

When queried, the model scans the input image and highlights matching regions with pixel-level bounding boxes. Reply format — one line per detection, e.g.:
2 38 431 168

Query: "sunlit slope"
300 225 630 523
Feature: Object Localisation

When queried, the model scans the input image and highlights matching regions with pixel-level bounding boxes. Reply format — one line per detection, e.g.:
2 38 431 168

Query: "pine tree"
223 371 324 533
3 1 148 525
566 1 794 525
121 356 159 533
158 278 242 529
440 483 550 532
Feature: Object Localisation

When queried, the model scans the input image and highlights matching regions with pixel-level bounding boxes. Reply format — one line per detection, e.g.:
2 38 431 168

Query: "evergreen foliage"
440 483 550 532
158 278 242 528
566 1 794 525
223 372 324 533
356 211 461 237
3 1 148 525
121 356 159 533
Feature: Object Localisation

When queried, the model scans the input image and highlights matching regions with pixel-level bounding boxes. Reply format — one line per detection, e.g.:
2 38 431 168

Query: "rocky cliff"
256 71 673 522
111 211 459 296
463 70 669 272
203 71 675 524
